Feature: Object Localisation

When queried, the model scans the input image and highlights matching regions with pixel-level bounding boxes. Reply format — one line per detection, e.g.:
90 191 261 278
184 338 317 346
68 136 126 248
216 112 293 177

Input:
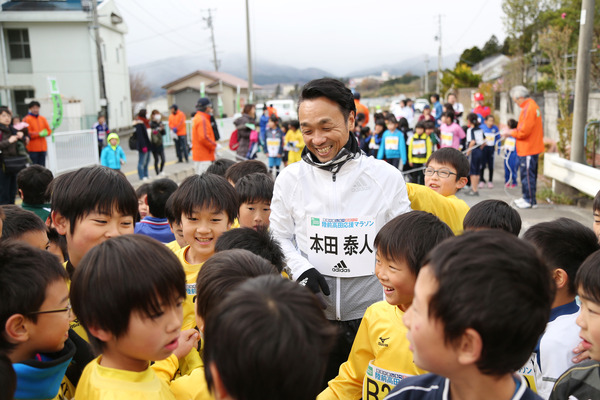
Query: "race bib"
385 136 399 151
518 359 538 393
266 138 281 157
485 133 496 147
473 129 484 145
412 139 426 156
363 362 414 400
98 131 106 141
504 137 516 152
441 132 453 147
306 216 376 278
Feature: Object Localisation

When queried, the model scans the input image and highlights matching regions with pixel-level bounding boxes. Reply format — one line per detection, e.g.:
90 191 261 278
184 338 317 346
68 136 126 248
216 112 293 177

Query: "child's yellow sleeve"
406 183 470 235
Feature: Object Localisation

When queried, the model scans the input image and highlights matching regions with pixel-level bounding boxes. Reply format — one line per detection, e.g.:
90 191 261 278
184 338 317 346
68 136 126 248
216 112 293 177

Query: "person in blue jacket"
259 105 270 152
100 133 127 171
377 115 406 169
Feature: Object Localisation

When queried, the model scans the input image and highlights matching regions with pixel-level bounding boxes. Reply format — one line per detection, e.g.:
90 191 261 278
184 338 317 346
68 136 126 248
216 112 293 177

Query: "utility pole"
203 9 220 72
435 14 442 95
91 0 108 124
245 0 253 103
571 0 595 164
424 55 430 94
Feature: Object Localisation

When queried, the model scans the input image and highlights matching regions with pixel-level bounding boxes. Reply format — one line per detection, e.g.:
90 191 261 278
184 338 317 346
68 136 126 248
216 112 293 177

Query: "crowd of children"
3 96 600 400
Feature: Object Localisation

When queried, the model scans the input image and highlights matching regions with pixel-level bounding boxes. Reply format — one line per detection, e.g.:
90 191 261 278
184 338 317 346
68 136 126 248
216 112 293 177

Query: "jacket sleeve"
426 137 433 159
151 353 179 383
407 137 414 164
456 124 466 140
377 133 386 160
406 183 468 235
512 103 538 141
197 117 217 150
118 147 127 163
43 116 52 136
318 310 374 400
270 174 314 279
386 171 411 219
399 134 407 166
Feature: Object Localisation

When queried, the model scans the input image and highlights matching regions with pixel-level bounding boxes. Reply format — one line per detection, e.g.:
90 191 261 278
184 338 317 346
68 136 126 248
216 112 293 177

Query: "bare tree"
129 71 153 103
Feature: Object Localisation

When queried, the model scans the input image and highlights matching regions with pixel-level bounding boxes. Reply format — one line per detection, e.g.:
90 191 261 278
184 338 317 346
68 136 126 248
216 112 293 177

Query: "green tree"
481 35 501 57
440 63 482 95
459 46 484 66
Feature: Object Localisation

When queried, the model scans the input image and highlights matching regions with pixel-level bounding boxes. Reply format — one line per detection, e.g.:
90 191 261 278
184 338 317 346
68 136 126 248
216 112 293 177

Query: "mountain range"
129 52 460 96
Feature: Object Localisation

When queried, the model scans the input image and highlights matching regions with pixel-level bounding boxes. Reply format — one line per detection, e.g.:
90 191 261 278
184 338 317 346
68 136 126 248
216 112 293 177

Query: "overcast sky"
115 0 506 75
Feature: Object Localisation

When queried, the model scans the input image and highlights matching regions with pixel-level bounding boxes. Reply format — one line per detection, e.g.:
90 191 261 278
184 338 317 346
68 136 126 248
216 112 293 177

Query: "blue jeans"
175 135 188 162
519 154 539 205
138 150 150 180
29 151 46 166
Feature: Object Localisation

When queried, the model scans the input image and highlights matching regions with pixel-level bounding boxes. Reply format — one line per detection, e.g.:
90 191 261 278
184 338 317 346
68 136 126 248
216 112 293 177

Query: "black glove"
297 268 330 296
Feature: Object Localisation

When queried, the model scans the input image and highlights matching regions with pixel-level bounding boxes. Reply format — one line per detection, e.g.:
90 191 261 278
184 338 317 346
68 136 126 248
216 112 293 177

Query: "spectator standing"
429 94 443 125
149 110 166 176
473 92 491 121
192 97 217 174
92 115 109 158
23 101 51 166
447 92 464 122
353 92 370 127
134 109 151 181
234 104 257 160
0 106 27 204
169 104 188 163
503 86 544 209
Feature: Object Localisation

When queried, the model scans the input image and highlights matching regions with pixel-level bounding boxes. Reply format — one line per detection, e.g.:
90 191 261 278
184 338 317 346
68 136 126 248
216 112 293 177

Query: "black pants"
152 146 165 175
322 318 362 390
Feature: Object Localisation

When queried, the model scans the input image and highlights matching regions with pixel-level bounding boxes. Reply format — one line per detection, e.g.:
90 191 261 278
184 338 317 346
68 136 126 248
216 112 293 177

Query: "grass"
536 187 575 205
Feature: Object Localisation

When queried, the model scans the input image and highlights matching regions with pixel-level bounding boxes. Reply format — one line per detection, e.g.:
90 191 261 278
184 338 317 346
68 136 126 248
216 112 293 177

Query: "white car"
414 98 430 113
256 100 297 121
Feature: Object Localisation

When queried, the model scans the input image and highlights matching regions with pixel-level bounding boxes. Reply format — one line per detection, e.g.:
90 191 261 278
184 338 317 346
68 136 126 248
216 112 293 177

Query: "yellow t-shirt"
75 356 175 400
165 240 181 253
175 246 204 331
152 354 213 400
285 128 305 164
319 301 426 400
406 183 470 235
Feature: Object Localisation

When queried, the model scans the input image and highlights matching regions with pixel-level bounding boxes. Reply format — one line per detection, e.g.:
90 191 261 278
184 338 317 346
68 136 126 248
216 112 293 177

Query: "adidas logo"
351 180 369 192
331 260 350 273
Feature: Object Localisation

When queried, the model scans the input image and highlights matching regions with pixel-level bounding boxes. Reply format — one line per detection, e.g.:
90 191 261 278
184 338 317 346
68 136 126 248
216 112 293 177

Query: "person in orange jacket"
353 92 369 127
502 85 544 209
192 98 217 175
169 104 188 163
23 101 51 166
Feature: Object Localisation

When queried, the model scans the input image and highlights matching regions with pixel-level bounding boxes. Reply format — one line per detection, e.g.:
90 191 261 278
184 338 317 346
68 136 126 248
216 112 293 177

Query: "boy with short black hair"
135 178 178 243
152 249 279 399
215 227 285 273
386 230 554 400
204 275 337 400
70 234 191 399
206 158 236 177
164 194 187 252
0 205 49 249
550 250 600 399
521 218 599 398
320 211 453 400
16 164 53 222
406 148 470 234
50 166 138 274
1 242 75 399
463 199 522 236
224 159 268 186
136 183 151 220
170 173 238 330
235 172 274 230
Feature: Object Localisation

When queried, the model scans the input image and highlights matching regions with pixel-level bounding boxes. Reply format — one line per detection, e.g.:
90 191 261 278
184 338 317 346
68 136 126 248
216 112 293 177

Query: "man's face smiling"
299 97 354 163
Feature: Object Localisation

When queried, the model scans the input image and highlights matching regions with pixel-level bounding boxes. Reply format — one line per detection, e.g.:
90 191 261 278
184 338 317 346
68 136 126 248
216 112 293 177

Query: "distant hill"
347 53 460 77
129 53 333 96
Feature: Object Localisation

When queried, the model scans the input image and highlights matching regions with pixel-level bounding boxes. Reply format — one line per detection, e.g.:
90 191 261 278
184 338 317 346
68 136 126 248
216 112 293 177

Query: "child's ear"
5 314 31 344
52 211 69 236
456 177 468 190
456 328 482 366
18 189 24 199
209 362 233 400
553 268 569 290
87 326 114 343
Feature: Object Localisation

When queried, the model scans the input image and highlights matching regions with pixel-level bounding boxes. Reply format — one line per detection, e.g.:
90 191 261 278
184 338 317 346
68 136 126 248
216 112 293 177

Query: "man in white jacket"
270 78 411 385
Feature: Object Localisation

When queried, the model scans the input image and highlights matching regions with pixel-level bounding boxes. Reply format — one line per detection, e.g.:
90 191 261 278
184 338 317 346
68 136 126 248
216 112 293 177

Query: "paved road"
121 143 593 235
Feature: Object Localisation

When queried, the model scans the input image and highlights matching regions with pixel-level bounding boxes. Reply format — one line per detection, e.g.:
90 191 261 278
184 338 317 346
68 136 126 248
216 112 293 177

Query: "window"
7 29 30 60
13 89 34 118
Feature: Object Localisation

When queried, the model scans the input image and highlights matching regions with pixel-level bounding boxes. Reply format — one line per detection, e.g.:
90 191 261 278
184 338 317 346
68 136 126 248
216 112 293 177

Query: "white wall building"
0 0 131 131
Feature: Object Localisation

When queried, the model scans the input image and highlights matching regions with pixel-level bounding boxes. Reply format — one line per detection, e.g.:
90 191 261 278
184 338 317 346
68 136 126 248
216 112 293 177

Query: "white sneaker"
513 198 537 209
142 176 150 182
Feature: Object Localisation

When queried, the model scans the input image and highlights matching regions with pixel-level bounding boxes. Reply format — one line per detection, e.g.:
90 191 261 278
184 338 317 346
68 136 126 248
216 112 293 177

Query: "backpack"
229 130 239 151
128 132 137 150
151 129 163 147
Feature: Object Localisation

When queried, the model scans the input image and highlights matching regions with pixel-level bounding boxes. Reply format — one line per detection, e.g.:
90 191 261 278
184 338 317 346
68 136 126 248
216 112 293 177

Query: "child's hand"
409 162 413 167
142 147 148 153
173 329 200 359
572 340 592 364
120 160 125 165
